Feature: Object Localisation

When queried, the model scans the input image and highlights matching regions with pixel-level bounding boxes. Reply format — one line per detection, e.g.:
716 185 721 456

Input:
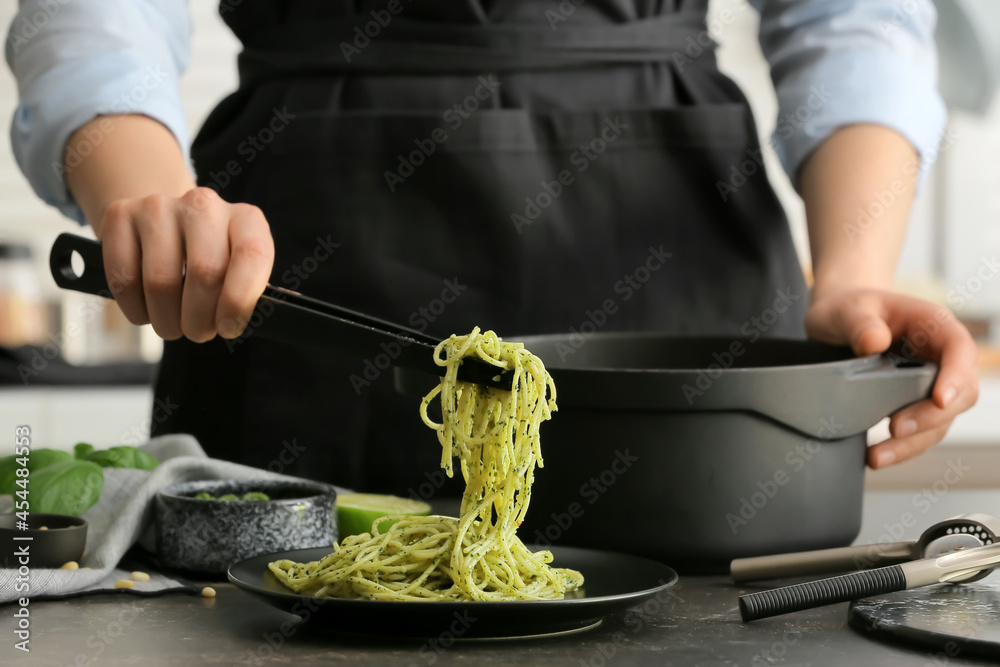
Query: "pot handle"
735 352 938 439
841 354 938 429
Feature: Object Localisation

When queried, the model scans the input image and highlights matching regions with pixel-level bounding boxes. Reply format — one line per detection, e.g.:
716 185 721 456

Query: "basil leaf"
86 446 160 471
0 448 72 496
31 459 104 516
73 442 95 460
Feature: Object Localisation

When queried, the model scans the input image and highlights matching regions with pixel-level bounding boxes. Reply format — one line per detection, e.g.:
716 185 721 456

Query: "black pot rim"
513 333 865 373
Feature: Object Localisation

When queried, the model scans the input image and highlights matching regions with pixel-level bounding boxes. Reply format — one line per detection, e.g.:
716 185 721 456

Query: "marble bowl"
155 479 337 575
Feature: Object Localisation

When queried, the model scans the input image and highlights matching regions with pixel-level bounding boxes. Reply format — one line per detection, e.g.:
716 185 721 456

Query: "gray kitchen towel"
0 434 342 603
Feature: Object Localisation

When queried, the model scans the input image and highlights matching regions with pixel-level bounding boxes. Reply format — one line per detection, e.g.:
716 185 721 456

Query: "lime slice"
336 493 432 539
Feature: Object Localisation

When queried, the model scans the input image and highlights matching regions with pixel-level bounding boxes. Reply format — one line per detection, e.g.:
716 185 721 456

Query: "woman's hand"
99 186 274 342
805 288 978 469
64 115 275 343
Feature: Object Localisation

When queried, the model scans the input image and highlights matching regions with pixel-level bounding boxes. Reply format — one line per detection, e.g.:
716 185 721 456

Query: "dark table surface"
2 572 995 666
3 490 999 666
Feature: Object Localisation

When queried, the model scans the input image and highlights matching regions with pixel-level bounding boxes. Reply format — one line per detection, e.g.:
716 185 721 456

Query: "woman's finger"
921 314 978 410
216 204 274 339
805 292 892 355
841 301 893 356
179 191 230 342
868 420 952 469
888 373 978 441
100 200 148 325
135 195 185 340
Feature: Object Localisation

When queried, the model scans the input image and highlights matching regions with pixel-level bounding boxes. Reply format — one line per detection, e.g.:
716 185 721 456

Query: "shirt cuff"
10 52 190 224
769 48 947 192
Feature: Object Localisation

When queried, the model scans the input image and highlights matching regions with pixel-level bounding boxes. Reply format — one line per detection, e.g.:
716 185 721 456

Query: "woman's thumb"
807 296 893 356
839 304 893 356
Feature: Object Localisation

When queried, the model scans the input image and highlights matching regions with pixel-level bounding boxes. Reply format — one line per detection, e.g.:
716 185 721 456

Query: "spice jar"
0 243 48 347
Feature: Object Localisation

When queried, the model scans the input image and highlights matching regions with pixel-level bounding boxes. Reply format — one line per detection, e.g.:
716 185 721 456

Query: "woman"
7 0 978 494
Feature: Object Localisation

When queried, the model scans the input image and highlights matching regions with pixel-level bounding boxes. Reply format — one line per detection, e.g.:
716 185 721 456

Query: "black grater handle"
739 565 907 622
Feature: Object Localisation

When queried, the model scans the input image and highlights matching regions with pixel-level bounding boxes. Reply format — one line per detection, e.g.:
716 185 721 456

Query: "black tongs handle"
49 233 512 390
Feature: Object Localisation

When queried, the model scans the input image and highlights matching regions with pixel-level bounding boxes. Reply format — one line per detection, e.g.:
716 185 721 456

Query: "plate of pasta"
228 328 678 637
228 544 677 638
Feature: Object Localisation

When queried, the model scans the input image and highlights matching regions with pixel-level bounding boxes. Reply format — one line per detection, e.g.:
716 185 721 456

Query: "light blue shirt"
5 0 946 223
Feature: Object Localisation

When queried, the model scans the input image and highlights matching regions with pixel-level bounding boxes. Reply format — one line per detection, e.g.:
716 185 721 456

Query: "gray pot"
155 479 337 575
397 334 936 573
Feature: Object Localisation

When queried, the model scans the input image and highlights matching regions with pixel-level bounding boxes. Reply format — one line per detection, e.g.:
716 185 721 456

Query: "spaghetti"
268 327 584 600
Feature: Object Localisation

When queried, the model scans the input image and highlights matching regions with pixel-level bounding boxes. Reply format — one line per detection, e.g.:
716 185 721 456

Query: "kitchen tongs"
731 514 1000 583
49 233 513 389
740 541 1000 622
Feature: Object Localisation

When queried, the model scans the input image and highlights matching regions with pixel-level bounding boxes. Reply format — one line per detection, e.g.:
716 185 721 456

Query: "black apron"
154 0 808 495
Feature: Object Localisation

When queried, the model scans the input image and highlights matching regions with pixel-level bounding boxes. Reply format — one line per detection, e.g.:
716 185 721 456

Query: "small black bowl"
0 513 88 569
155 479 337 575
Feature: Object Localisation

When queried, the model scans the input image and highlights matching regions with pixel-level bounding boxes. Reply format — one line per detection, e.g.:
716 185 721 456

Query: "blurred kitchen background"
0 1 998 483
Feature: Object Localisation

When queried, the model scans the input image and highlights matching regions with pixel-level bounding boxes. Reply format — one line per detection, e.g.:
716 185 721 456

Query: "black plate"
228 545 678 639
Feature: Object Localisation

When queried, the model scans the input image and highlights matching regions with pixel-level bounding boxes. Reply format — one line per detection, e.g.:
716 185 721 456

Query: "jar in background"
0 243 49 347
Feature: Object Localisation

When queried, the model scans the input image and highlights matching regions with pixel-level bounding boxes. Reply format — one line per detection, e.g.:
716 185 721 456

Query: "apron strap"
238 11 710 81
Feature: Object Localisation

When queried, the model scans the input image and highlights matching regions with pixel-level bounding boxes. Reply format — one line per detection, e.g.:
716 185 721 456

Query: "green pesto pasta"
268 327 583 601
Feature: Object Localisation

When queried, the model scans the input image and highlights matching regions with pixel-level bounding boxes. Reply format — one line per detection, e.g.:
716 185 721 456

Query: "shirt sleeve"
5 0 192 223
750 0 947 189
